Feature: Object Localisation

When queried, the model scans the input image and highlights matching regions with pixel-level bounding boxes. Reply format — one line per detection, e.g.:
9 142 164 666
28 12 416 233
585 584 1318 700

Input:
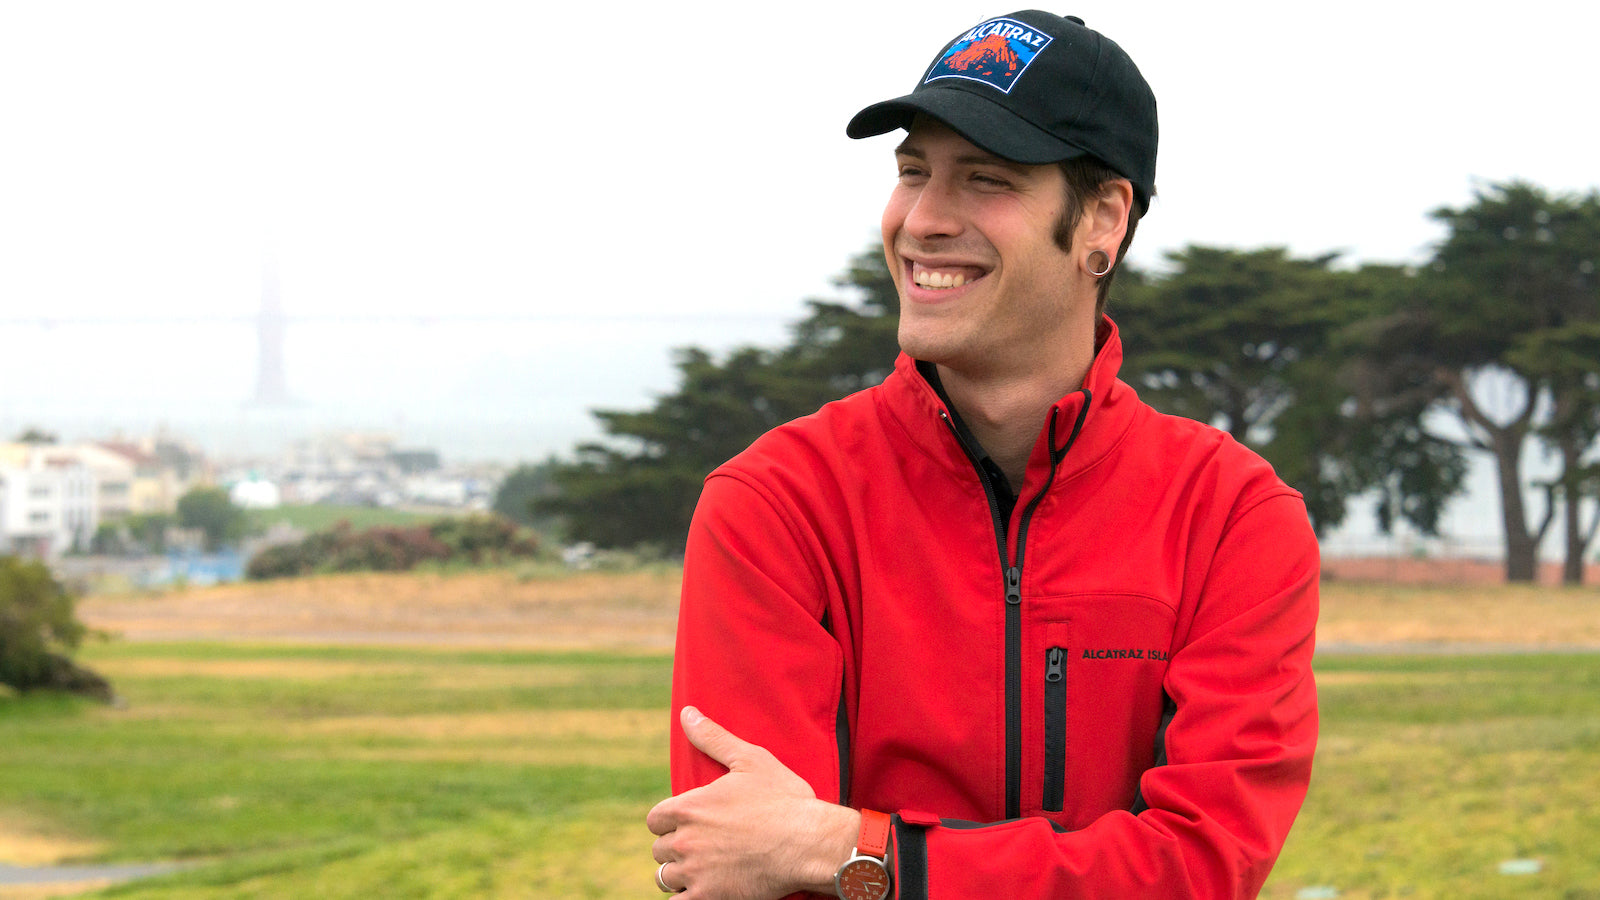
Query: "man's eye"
972 173 1011 188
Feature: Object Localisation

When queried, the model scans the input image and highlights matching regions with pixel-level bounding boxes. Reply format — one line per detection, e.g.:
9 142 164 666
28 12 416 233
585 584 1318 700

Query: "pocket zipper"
1043 646 1066 812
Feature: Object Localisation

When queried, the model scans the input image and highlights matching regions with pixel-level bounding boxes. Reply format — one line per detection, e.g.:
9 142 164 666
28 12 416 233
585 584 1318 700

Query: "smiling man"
647 11 1318 900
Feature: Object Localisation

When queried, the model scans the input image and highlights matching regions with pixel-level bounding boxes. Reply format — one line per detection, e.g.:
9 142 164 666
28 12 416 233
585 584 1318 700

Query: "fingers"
646 795 678 836
680 705 763 771
648 706 774 838
652 834 690 895
655 859 685 894
649 708 823 898
650 833 676 864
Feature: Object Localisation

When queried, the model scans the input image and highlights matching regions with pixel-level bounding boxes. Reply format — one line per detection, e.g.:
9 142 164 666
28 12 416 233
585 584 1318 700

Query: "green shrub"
326 524 453 573
0 555 112 701
429 514 540 564
246 515 539 580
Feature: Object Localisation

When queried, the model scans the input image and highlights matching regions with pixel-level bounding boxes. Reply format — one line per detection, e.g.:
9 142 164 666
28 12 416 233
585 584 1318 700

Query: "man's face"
882 118 1086 377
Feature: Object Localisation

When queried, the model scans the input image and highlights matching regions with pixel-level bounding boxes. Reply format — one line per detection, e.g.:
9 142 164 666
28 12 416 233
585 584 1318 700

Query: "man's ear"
1083 178 1134 259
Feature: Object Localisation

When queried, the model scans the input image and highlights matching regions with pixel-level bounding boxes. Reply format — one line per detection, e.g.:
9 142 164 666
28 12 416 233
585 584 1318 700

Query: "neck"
936 345 1093 490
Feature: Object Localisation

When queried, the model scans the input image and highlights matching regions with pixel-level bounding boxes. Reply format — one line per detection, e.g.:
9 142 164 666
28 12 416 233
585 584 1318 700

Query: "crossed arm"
647 706 859 899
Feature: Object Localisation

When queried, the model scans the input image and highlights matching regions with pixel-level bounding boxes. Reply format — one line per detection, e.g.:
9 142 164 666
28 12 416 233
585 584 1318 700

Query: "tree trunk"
1560 438 1586 586
1563 495 1585 585
1492 426 1539 582
1446 370 1542 583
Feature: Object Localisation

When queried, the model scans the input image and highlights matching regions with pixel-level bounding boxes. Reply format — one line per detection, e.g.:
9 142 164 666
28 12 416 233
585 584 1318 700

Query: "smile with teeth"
912 264 983 290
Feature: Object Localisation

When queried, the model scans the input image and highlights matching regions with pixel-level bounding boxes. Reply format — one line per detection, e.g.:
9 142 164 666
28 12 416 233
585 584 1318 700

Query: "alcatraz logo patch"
924 17 1052 94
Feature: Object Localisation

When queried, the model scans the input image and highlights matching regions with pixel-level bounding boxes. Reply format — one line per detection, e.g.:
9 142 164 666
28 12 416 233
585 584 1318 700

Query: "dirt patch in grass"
1319 581 1600 649
97 657 426 681
0 882 119 900
0 829 103 867
275 709 667 767
79 569 681 650
95 658 589 689
1324 554 1600 586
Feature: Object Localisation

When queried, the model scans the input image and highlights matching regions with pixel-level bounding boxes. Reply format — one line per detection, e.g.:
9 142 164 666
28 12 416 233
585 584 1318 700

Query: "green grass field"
0 643 671 898
3 644 1598 897
1267 653 1600 899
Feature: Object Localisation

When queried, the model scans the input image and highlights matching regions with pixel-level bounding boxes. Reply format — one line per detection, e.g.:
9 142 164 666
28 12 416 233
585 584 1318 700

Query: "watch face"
837 858 891 900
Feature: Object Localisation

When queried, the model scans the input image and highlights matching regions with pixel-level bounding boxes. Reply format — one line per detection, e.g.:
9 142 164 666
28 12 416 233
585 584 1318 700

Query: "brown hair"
1052 157 1143 320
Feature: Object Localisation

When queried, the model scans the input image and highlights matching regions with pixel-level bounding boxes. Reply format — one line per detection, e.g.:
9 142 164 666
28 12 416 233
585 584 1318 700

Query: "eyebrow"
893 142 1034 176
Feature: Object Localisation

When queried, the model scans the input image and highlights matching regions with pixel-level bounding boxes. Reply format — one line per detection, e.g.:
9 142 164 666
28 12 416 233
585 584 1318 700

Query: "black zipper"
1003 562 1023 818
1043 646 1067 811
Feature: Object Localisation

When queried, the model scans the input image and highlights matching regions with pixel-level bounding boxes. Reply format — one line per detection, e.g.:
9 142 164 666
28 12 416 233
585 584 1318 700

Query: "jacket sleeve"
670 470 849 806
891 492 1320 899
670 471 850 900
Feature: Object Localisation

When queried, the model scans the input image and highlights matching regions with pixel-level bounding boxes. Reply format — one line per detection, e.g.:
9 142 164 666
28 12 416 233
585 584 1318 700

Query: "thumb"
681 705 758 771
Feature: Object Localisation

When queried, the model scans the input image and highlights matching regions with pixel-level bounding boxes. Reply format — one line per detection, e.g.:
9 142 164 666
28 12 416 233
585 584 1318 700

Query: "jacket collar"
887 315 1138 489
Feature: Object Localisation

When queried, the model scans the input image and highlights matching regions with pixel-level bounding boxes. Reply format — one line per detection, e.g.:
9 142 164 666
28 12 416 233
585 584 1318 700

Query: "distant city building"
219 431 498 512
403 475 471 508
91 441 173 515
0 444 98 558
55 442 139 520
82 433 207 516
389 449 441 475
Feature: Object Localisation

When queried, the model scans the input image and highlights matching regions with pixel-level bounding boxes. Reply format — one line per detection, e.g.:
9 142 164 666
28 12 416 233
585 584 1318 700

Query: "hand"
647 706 859 899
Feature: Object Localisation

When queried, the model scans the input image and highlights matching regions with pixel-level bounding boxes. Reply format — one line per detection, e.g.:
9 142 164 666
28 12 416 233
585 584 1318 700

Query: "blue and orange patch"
924 17 1052 94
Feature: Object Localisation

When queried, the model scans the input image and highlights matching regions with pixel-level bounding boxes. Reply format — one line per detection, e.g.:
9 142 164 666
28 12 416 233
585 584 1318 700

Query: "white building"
0 445 98 559
52 442 137 520
230 476 282 510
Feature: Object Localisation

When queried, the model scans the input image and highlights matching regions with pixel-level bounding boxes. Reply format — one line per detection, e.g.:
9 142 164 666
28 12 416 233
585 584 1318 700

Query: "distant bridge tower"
249 254 292 407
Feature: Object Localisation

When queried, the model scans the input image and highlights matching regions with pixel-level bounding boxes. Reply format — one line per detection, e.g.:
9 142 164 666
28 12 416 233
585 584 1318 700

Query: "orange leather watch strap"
857 809 891 859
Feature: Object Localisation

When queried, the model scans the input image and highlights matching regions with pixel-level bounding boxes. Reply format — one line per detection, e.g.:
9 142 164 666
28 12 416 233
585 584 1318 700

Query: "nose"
901 177 964 243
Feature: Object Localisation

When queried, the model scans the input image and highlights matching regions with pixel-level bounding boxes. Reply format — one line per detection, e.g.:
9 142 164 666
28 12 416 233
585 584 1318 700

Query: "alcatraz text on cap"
924 17 1054 94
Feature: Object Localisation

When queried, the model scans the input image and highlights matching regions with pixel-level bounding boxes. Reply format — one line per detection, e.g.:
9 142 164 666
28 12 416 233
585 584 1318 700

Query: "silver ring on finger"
656 861 684 894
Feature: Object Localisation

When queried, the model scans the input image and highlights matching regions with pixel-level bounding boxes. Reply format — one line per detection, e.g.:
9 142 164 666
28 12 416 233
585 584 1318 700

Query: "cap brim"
846 87 1088 166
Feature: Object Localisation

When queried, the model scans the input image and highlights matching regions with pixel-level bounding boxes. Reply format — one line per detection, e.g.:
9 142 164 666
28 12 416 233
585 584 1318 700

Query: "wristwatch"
834 808 892 900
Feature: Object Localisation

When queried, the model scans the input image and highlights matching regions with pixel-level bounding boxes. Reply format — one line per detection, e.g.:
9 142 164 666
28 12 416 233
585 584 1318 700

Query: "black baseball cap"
847 10 1158 216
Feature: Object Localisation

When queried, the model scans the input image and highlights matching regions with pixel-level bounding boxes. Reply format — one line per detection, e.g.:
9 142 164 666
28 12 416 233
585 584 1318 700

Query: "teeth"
914 269 968 289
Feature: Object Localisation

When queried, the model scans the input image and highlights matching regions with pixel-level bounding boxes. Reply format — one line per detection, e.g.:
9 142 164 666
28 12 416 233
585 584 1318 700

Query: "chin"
895 323 933 361
896 325 957 366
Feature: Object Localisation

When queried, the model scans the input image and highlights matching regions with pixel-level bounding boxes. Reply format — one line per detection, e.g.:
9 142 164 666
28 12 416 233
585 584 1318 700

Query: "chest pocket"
1023 593 1176 826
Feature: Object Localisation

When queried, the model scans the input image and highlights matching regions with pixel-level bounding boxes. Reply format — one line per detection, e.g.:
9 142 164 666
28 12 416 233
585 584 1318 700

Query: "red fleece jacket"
671 319 1319 899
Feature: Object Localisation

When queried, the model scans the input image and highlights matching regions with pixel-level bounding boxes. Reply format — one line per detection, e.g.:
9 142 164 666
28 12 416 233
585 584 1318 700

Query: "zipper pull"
1046 648 1064 682
1005 566 1022 605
